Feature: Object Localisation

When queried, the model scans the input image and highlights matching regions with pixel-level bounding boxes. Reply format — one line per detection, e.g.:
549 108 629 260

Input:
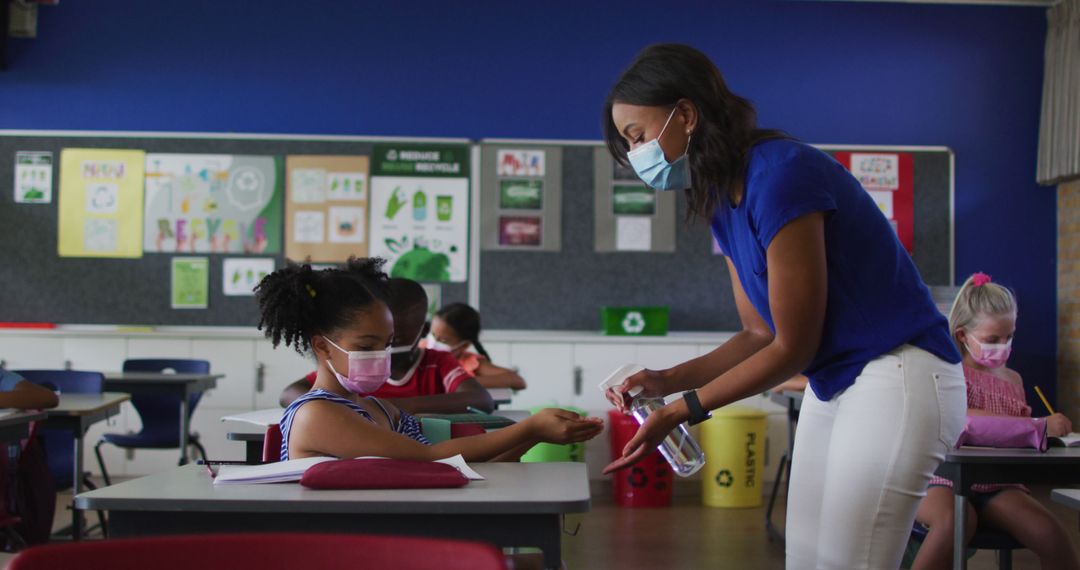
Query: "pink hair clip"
971 272 992 287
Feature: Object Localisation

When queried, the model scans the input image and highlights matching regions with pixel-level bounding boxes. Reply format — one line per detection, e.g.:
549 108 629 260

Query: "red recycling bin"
607 410 673 508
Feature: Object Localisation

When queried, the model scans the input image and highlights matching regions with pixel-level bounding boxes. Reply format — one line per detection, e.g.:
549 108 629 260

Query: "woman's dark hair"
255 257 390 355
603 43 788 220
435 303 490 361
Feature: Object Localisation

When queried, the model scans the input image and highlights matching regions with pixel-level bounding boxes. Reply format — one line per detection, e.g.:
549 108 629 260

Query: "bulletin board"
477 142 954 331
0 131 472 326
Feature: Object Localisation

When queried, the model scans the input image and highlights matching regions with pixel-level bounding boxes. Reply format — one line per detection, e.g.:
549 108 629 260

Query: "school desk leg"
72 433 84 541
953 491 967 570
537 517 561 570
178 396 189 465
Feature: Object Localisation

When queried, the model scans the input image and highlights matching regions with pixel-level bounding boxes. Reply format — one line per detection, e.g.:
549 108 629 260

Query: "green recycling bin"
520 405 587 463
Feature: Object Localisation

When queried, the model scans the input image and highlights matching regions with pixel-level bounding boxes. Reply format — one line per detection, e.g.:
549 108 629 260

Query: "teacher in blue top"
602 44 966 570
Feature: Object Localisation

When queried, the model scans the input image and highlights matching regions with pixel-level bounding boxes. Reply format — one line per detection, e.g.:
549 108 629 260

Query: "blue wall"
0 1 1057 402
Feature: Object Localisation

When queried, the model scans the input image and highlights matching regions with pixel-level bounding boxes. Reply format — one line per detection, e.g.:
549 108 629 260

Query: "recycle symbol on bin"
715 469 734 488
622 311 646 334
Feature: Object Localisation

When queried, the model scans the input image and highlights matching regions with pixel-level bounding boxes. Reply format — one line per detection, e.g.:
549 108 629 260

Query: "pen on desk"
466 406 485 415
1034 385 1055 415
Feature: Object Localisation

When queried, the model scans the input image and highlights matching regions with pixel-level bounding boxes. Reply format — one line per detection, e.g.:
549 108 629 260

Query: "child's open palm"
528 408 604 444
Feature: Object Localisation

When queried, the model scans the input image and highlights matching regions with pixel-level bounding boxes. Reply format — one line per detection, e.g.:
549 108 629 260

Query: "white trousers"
786 345 966 570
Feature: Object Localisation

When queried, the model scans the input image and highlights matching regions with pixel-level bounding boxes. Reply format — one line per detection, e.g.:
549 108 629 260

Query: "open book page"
212 454 483 485
219 408 284 427
1050 432 1080 447
213 456 334 485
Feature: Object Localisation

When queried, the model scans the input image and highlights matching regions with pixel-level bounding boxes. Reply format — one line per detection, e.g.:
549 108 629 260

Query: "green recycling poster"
369 143 470 282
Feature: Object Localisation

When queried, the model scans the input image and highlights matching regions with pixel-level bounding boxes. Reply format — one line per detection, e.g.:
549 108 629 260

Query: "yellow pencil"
1034 385 1055 415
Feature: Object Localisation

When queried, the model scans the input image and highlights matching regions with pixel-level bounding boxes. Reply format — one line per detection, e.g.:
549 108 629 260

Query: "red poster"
831 151 914 254
498 216 542 247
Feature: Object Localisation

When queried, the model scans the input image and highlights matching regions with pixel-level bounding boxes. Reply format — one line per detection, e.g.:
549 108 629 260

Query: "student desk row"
75 462 588 569
38 371 220 540
102 371 222 464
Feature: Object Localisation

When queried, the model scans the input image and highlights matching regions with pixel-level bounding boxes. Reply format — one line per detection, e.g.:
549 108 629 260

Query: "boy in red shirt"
278 278 494 414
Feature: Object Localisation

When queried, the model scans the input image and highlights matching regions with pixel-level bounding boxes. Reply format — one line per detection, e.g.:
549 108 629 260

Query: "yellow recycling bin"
700 406 767 508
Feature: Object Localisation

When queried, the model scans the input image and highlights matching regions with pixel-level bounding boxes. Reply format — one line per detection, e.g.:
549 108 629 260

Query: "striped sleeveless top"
279 389 430 461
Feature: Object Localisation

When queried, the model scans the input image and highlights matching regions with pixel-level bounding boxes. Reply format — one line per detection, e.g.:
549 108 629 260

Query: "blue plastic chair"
93 359 211 486
14 369 108 536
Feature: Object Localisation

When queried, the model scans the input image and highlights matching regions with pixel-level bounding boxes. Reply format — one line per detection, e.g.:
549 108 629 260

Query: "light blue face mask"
626 106 692 191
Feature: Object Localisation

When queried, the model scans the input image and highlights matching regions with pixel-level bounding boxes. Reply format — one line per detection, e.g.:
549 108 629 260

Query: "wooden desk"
42 392 130 540
0 410 45 443
76 462 590 569
103 372 222 464
765 389 803 543
935 447 1080 569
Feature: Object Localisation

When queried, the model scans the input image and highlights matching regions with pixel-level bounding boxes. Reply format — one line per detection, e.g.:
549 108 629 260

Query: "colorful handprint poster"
143 154 282 254
58 148 146 258
369 143 470 282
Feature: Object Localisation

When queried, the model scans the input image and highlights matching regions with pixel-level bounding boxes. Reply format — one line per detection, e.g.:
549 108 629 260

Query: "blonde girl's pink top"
457 352 486 374
928 366 1030 493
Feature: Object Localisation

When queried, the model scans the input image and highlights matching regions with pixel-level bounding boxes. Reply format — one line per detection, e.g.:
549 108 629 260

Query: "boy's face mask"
388 326 426 368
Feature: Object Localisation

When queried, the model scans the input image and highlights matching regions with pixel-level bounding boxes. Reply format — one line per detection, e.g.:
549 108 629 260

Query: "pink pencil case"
955 415 1048 451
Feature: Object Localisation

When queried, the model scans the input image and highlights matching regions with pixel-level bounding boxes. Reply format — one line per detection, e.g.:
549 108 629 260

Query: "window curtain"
1038 0 1080 185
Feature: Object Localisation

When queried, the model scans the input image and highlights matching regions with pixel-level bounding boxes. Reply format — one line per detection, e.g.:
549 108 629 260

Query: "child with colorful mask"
428 303 526 390
278 279 495 414
911 272 1079 570
257 258 603 463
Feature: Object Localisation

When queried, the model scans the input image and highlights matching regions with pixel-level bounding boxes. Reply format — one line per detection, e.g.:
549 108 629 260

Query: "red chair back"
7 533 509 569
262 424 283 463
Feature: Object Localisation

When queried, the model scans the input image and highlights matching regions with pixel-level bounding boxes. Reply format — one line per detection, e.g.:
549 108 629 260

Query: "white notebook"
1050 432 1080 448
212 454 484 485
219 408 284 427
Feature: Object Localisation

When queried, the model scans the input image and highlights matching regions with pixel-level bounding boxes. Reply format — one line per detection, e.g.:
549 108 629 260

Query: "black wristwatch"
683 389 712 426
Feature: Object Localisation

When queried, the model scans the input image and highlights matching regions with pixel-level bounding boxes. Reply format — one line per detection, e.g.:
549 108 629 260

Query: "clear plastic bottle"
630 397 706 477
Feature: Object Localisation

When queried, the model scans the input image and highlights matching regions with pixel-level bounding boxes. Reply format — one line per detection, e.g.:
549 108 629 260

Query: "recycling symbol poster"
369 143 470 282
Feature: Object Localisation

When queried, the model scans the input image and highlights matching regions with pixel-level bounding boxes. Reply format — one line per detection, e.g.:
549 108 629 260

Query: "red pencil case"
299 458 469 490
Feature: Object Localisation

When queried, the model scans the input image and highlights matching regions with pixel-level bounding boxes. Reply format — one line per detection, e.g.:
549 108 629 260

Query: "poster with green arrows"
368 143 470 282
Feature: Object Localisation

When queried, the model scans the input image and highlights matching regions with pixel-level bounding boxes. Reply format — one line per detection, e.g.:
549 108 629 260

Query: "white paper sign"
223 258 275 296
496 149 545 177
327 206 366 244
290 168 327 203
14 151 53 203
850 153 900 190
327 172 367 201
616 216 652 251
86 183 119 214
293 211 325 243
867 189 894 219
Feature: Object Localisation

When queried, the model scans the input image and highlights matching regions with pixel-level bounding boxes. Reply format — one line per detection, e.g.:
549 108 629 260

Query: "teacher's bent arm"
605 212 826 474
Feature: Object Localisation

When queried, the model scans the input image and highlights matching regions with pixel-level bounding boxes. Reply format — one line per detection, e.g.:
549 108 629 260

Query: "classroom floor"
1 481 1077 569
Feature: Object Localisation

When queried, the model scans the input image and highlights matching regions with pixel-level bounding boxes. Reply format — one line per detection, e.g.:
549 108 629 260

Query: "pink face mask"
324 337 391 394
967 337 1012 369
